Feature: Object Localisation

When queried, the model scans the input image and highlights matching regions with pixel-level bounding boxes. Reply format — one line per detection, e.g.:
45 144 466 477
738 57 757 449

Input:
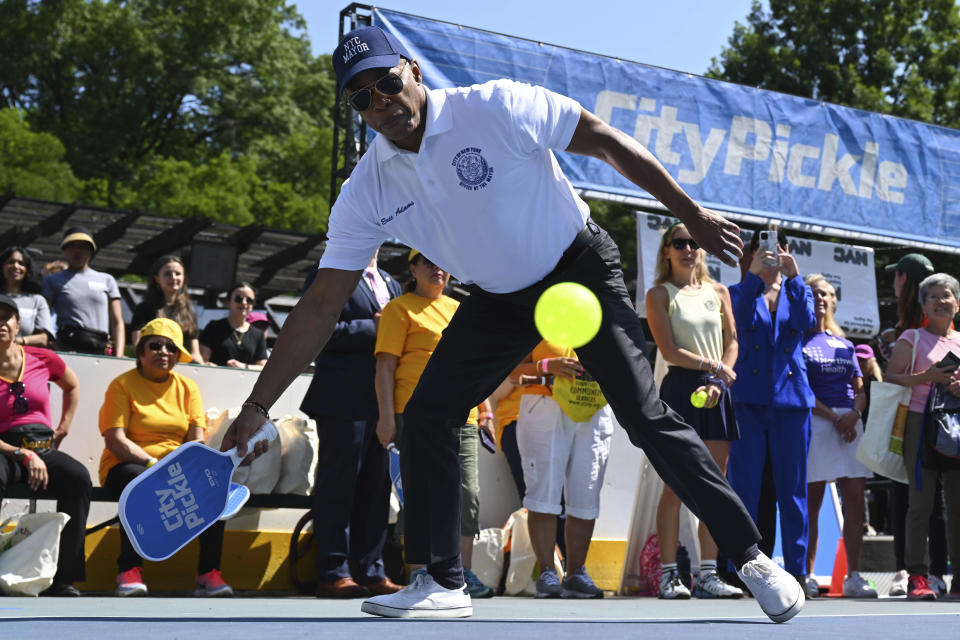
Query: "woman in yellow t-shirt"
374 249 494 599
98 318 232 599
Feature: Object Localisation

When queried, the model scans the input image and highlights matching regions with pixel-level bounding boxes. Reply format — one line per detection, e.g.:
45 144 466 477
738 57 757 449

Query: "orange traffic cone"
826 538 847 597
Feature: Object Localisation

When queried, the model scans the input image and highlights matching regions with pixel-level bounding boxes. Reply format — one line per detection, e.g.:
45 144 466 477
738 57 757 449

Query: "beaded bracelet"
242 400 270 420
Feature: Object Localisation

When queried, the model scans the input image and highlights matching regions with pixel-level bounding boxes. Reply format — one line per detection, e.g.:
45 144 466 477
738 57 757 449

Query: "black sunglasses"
9 381 27 415
347 61 408 111
670 238 699 251
233 296 255 305
147 341 177 354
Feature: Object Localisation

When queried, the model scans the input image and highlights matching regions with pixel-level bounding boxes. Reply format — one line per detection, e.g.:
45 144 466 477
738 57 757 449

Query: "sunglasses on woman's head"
233 296 254 305
670 238 699 251
9 381 27 414
147 341 177 354
347 61 408 111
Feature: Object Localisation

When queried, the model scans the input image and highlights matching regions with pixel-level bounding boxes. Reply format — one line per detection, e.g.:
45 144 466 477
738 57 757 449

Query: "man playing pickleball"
222 25 803 622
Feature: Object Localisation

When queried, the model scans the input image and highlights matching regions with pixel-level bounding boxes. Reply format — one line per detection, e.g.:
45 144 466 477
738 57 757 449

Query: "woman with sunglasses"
374 250 495 599
0 294 89 597
199 282 268 369
131 255 204 363
1 246 55 348
645 222 743 600
98 318 233 598
727 226 816 597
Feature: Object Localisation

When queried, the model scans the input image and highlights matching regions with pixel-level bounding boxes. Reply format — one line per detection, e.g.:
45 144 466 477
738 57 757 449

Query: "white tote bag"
856 330 918 483
0 512 70 596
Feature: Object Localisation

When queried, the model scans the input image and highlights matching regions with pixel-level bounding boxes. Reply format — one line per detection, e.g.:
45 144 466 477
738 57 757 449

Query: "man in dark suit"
302 251 403 598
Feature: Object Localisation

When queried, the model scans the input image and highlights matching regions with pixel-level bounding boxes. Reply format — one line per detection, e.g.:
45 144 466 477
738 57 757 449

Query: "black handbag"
56 325 108 354
0 423 55 455
921 382 960 471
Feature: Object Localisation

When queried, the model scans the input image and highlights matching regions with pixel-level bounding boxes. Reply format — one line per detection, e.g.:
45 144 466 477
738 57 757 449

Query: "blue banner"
372 8 960 249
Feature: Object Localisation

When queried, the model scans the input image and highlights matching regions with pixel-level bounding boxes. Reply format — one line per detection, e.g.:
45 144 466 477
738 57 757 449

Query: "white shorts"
515 394 613 519
806 407 872 483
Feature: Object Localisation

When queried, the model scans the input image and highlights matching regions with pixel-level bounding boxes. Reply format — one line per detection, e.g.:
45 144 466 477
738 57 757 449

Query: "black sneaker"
40 582 80 597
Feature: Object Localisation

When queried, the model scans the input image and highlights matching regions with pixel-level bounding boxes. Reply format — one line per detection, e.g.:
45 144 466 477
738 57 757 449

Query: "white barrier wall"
15 352 644 554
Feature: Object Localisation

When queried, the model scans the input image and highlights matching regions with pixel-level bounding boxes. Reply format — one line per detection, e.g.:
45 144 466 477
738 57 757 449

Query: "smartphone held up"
758 230 780 267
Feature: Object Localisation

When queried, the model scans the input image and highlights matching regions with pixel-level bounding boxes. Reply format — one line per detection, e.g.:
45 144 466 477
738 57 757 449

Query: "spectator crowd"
1 223 958 604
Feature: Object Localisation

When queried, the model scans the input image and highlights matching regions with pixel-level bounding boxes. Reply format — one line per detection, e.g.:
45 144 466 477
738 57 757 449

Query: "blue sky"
302 1 761 76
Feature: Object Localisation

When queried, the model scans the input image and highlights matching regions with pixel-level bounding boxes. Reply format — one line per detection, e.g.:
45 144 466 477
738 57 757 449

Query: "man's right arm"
221 267 363 456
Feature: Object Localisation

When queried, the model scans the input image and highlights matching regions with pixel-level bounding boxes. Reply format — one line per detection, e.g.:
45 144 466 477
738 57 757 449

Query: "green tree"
0 108 81 201
588 199 638 269
708 0 960 127
0 0 335 202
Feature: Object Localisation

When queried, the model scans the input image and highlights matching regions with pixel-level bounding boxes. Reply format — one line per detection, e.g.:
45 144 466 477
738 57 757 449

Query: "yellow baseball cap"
408 248 421 262
139 318 192 363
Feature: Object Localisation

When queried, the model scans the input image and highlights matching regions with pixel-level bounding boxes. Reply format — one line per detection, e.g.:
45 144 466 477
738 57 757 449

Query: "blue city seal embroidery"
452 147 494 191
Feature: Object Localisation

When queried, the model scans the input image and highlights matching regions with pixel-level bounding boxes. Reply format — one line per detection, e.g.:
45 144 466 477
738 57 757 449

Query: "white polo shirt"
319 79 590 294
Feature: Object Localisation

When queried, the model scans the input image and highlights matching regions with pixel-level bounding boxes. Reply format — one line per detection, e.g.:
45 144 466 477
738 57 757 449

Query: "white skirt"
806 407 872 483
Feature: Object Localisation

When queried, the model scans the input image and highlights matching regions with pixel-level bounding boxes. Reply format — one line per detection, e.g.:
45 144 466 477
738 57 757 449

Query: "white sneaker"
658 569 691 599
693 571 743 599
889 569 908 596
842 571 878 598
737 552 804 623
928 574 947 597
360 573 472 618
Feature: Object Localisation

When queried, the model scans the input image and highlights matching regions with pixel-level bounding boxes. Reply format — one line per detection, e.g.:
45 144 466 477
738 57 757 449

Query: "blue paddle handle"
227 421 279 465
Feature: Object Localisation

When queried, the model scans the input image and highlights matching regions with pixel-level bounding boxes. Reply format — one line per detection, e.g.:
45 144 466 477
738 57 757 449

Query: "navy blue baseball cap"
333 26 412 97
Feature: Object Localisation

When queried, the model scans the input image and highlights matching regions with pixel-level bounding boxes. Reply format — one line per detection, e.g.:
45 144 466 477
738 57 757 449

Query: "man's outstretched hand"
220 405 271 465
683 207 743 267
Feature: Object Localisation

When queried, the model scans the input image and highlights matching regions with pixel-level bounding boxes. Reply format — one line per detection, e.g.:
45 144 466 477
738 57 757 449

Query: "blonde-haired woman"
800 274 874 598
645 222 742 599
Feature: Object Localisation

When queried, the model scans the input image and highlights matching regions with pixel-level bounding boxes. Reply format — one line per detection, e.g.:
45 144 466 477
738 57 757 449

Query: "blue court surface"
2 596 958 639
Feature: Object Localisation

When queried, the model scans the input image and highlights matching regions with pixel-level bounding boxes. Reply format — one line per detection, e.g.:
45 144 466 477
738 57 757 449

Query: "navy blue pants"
728 403 811 576
311 416 390 584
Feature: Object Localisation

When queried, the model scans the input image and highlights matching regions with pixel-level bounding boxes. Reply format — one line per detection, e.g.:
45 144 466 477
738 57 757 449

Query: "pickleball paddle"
386 443 403 506
119 421 278 561
220 482 251 520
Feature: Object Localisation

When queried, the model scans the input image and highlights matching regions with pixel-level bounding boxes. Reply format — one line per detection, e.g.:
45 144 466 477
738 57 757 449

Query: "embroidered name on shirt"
341 36 370 63
452 147 494 190
379 201 415 226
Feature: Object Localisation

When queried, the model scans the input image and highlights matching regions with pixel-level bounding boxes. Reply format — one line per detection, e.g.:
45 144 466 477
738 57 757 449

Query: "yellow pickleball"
534 282 602 348
690 390 708 408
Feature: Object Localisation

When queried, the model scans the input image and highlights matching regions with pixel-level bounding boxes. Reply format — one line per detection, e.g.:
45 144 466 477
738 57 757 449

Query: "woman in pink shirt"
884 273 960 601
0 293 89 596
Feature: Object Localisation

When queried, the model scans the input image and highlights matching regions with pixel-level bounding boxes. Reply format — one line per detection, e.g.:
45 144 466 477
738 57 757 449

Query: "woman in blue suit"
728 228 816 592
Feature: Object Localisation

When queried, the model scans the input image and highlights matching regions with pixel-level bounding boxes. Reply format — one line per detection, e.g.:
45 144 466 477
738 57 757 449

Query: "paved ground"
2 594 958 640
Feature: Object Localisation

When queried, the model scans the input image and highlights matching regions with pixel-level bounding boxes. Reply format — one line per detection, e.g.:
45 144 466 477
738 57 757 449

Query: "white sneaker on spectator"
737 552 804 623
693 571 743 599
360 572 472 618
658 569 691 600
888 569 908 596
928 574 947 597
842 571 877 598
